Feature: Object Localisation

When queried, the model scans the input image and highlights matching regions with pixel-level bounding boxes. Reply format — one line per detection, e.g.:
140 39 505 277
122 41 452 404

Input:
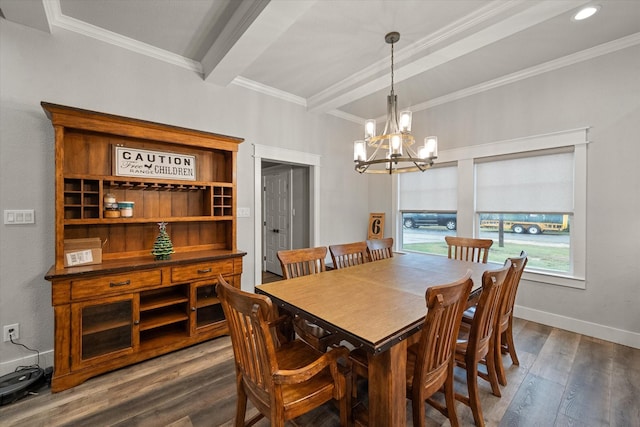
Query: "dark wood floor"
262 270 283 283
2 318 638 427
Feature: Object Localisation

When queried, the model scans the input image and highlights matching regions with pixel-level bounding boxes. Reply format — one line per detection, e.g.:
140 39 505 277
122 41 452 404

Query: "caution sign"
368 213 385 240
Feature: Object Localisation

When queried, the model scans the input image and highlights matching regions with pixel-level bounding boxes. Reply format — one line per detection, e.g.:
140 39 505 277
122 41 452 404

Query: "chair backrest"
277 246 327 279
497 251 528 332
366 237 394 261
466 261 511 358
216 275 280 412
445 236 493 263
413 271 473 395
329 241 369 269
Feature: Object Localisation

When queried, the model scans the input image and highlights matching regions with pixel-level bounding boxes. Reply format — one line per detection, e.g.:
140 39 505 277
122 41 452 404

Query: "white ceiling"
2 0 639 123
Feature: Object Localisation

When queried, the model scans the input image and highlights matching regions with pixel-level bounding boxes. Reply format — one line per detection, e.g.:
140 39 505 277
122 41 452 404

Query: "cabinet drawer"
72 270 162 300
171 259 234 282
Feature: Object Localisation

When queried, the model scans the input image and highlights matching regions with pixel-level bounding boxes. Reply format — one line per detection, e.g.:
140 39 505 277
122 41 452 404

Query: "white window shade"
400 166 457 211
475 152 574 212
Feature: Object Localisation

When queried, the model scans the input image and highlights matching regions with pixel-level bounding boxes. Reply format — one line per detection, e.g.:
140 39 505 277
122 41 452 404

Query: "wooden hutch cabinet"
42 102 245 392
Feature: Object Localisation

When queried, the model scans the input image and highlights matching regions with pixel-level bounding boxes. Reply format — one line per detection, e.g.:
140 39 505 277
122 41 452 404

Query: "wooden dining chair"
329 241 369 269
407 271 474 427
349 272 473 427
277 247 341 351
216 275 351 427
277 246 327 279
445 236 493 264
463 251 528 386
454 261 511 427
366 237 394 261
494 252 527 385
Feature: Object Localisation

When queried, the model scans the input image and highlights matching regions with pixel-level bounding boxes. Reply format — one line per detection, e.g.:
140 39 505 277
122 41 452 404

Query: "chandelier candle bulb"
425 136 438 157
365 120 377 138
354 141 366 162
391 134 402 155
399 111 412 132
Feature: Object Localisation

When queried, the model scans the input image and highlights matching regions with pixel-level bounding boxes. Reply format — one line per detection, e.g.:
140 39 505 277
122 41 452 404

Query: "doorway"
253 144 321 286
262 163 310 276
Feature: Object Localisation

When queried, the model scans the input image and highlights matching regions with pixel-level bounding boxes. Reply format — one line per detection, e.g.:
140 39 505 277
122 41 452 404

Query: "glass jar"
118 201 134 218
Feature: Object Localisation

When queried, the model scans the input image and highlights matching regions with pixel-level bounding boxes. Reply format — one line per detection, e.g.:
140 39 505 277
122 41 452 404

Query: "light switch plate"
4 209 35 225
236 207 250 218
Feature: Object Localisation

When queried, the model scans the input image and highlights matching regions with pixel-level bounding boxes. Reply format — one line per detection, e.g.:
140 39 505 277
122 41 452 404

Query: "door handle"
272 229 279 233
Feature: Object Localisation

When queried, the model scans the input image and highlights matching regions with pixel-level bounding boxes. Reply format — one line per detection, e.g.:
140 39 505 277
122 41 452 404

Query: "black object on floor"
0 367 46 406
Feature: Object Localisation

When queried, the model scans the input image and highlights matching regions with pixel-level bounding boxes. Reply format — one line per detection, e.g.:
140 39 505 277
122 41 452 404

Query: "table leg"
368 340 407 426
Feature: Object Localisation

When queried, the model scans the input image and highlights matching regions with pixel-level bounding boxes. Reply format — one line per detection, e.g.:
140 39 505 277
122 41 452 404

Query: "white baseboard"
1 308 637 376
515 305 640 349
0 349 54 377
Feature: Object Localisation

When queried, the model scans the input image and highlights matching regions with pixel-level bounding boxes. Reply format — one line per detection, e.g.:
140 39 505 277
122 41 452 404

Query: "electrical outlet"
3 324 19 342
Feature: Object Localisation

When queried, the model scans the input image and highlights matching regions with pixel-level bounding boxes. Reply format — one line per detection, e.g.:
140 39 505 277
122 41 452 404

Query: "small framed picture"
368 213 385 239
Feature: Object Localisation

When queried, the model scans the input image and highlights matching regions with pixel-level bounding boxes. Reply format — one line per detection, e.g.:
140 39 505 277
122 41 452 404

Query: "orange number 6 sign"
367 213 385 240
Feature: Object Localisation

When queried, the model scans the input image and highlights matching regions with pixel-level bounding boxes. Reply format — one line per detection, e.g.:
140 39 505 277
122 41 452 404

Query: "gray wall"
1 19 638 373
404 45 640 340
0 20 369 373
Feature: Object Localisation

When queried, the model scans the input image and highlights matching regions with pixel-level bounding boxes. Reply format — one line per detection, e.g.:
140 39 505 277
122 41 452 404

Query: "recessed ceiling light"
573 5 601 21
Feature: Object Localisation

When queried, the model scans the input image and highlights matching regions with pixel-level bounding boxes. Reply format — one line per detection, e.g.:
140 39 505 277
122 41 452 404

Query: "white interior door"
263 168 290 275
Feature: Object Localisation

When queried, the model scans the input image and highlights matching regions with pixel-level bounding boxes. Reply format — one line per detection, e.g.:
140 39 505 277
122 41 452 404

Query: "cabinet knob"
197 268 212 274
134 320 140 325
191 307 196 312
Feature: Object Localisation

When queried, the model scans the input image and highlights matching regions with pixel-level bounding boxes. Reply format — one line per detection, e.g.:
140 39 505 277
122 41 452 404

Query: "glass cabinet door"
72 294 137 369
191 279 226 333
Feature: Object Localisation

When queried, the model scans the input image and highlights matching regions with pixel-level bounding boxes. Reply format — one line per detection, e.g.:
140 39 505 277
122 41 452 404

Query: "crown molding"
326 110 363 125
232 77 307 107
44 0 202 74
408 32 640 115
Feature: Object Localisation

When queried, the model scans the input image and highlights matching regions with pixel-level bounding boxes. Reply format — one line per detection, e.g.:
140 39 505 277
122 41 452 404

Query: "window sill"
522 270 585 289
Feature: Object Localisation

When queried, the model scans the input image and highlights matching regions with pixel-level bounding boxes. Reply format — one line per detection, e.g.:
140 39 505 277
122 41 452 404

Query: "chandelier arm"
366 139 385 162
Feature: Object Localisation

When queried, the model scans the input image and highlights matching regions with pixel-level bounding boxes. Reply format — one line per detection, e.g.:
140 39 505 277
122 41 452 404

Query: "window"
394 128 587 288
475 150 574 274
399 166 457 256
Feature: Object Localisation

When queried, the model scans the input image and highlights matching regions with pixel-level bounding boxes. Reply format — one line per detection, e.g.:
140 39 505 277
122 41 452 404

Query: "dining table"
256 252 495 427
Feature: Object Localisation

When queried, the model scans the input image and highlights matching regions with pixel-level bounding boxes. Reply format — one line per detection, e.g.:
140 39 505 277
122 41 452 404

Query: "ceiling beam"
307 0 589 114
203 0 317 86
0 0 51 33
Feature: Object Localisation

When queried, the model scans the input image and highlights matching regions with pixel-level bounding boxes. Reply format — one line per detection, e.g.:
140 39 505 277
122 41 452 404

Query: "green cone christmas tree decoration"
152 222 174 260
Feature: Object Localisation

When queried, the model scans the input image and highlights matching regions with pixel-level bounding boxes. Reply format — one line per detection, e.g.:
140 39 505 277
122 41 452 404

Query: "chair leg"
339 393 349 427
411 394 426 427
505 318 520 366
351 371 359 400
466 360 485 427
494 330 507 387
485 342 502 398
443 364 460 427
341 370 352 427
235 378 248 427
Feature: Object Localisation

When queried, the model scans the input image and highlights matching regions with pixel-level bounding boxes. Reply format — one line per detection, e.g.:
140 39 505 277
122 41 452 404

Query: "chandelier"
354 32 438 174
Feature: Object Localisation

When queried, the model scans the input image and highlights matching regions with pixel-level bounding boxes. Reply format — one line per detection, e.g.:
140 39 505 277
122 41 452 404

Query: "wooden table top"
257 253 493 354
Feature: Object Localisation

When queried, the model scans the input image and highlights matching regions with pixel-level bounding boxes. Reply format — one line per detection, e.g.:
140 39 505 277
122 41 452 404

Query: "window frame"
393 128 588 289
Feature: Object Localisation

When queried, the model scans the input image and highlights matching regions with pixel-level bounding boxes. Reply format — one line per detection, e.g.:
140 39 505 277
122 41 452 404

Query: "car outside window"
401 212 457 256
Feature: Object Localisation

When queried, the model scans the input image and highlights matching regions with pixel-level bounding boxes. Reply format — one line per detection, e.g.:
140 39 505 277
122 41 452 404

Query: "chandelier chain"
390 41 395 96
